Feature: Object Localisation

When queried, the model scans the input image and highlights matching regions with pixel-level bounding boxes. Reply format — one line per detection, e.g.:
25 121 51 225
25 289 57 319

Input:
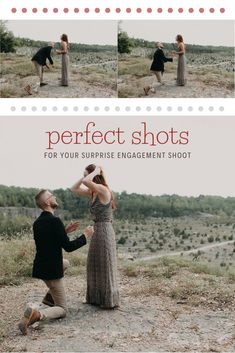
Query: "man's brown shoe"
42 292 54 307
18 307 41 335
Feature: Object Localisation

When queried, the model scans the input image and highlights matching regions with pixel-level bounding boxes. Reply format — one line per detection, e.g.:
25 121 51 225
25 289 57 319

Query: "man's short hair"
35 189 47 209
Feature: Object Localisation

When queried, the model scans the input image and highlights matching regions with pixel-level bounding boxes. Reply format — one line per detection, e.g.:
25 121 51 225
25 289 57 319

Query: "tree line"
1 21 232 56
118 31 234 54
1 185 235 220
0 21 115 53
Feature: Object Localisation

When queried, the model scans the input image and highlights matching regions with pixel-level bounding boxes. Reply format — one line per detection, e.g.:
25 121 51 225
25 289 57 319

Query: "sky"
6 20 117 45
119 20 235 47
0 115 235 197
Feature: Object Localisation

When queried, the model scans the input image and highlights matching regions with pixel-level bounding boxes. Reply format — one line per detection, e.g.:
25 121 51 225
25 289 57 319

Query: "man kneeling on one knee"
19 189 94 335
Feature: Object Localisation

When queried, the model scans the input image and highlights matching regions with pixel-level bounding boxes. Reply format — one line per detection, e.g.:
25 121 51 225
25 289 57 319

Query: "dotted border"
11 7 226 14
10 105 225 113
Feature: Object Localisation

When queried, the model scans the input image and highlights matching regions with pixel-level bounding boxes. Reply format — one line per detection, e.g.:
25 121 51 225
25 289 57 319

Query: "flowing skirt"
177 54 186 86
86 222 119 308
61 54 69 86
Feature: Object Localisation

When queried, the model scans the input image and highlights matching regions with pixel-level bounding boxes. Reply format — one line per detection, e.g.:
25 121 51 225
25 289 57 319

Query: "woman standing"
71 165 119 309
56 34 69 86
173 34 186 86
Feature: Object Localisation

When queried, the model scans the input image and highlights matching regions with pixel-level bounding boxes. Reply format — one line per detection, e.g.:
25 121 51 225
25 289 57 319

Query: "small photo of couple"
143 35 186 96
0 20 117 98
24 34 70 95
118 20 235 98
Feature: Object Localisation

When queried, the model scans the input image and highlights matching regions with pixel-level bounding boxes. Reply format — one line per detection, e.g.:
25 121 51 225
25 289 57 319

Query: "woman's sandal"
100 305 119 310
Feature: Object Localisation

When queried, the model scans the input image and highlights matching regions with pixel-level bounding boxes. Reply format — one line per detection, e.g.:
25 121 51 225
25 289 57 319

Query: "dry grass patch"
79 66 117 90
122 257 235 308
0 236 34 285
0 234 88 286
118 57 151 77
0 86 19 98
1 60 35 77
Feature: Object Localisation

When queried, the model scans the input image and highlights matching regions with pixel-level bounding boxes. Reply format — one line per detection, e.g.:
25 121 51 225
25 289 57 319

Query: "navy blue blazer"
32 211 86 280
32 46 54 66
150 48 173 73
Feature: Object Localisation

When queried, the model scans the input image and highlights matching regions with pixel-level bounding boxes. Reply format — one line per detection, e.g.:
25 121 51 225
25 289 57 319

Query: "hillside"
0 190 235 351
0 256 235 352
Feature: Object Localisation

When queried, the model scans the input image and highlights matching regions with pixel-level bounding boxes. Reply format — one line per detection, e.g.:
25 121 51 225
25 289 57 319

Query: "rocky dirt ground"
1 269 235 352
1 70 117 99
118 71 234 98
33 74 116 99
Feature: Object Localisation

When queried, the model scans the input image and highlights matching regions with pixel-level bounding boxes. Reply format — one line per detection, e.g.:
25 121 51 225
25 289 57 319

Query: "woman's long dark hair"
61 34 69 49
85 164 116 210
176 34 184 43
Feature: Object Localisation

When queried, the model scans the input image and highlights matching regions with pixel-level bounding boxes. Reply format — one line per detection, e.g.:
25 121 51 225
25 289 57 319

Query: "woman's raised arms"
70 177 91 197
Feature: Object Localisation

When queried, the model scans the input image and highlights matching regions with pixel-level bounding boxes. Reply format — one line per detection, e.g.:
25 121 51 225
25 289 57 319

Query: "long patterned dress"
86 196 119 308
177 52 186 86
61 43 69 86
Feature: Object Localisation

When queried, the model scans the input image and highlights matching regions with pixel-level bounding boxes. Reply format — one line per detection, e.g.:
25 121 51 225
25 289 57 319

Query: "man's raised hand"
65 221 80 234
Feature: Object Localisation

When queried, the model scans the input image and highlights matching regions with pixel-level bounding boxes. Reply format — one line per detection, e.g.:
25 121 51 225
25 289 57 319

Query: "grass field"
0 230 234 308
1 215 235 286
